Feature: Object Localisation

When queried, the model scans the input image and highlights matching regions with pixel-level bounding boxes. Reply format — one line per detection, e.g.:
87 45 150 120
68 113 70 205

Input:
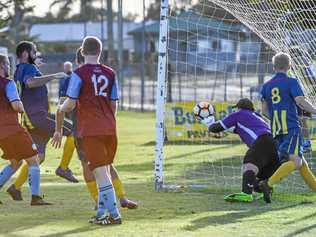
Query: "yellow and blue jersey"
261 72 304 137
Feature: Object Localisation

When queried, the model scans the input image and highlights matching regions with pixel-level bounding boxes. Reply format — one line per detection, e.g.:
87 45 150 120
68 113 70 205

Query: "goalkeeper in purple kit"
198 98 280 202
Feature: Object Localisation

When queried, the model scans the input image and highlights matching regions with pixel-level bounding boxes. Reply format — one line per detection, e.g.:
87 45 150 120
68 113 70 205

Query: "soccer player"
199 98 280 202
6 41 74 201
52 47 137 209
0 54 50 205
260 52 316 203
55 61 79 183
57 36 122 225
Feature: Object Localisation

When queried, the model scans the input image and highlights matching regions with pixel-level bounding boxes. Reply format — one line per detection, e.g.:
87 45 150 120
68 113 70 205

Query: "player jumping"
0 54 51 205
57 36 122 225
199 98 280 202
260 52 316 203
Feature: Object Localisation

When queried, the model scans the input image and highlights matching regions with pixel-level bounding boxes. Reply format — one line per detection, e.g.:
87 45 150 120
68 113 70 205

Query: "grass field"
0 111 316 237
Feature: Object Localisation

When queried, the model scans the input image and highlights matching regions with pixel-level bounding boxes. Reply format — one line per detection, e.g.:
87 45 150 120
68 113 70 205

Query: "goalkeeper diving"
198 98 280 202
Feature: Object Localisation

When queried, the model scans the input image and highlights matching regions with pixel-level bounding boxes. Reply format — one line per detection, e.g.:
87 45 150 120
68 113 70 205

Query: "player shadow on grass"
0 179 315 236
183 202 313 232
283 223 316 237
0 180 219 236
166 144 234 161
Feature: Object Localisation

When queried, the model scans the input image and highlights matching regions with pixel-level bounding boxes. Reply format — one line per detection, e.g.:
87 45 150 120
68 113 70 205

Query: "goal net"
155 0 316 194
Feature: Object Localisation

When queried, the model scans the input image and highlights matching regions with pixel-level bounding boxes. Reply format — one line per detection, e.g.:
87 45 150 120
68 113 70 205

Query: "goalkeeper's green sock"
268 161 296 187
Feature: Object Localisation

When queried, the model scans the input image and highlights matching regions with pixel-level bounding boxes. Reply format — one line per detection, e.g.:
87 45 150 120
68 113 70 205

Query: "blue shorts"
275 128 303 160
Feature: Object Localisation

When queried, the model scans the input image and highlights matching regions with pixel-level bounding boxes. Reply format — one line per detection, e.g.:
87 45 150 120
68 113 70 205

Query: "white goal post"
155 0 169 191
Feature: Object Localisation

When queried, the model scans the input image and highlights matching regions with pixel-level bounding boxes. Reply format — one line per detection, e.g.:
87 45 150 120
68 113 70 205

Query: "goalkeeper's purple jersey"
219 109 271 147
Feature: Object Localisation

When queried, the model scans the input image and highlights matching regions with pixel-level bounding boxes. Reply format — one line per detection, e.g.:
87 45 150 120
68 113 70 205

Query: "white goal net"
155 0 316 194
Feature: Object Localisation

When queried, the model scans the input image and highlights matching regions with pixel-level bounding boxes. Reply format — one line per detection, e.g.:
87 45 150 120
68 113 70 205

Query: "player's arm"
260 85 270 119
59 98 76 113
290 79 316 114
261 101 270 119
201 114 236 133
11 101 24 113
209 121 226 133
5 80 24 113
60 72 82 113
110 76 120 116
111 101 118 115
51 73 80 148
295 96 316 115
51 104 66 149
25 72 67 88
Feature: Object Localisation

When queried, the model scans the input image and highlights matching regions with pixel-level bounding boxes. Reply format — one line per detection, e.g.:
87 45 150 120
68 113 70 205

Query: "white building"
29 21 141 52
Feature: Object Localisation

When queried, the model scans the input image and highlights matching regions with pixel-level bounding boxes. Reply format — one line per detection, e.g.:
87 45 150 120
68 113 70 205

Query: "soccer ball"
193 102 214 120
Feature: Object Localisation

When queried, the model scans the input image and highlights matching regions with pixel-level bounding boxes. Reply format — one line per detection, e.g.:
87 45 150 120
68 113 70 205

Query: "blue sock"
97 184 120 218
0 165 14 189
28 166 40 196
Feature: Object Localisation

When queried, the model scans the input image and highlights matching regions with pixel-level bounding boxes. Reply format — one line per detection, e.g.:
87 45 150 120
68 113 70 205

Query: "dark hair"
235 98 254 111
16 41 35 58
76 47 84 65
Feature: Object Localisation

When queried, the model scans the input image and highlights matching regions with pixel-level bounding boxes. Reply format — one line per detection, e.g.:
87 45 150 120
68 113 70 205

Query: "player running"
57 36 122 225
0 54 51 205
260 52 316 203
198 98 280 202
52 48 137 209
6 41 75 201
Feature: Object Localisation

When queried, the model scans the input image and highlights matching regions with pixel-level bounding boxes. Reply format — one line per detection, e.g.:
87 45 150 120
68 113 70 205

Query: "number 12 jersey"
67 64 119 137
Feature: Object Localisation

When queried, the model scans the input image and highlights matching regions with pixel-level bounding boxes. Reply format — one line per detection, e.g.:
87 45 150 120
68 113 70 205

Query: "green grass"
0 111 316 237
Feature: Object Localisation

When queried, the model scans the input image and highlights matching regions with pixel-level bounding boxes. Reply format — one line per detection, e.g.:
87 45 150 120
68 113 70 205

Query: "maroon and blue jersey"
14 63 49 128
219 109 271 147
67 64 119 137
261 72 304 137
0 76 24 139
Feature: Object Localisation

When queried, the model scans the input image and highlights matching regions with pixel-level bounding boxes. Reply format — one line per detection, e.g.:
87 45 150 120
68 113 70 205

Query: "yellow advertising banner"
166 101 316 141
165 101 239 141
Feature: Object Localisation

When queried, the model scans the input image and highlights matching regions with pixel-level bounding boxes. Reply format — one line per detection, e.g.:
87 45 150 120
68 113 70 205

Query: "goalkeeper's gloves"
200 116 215 127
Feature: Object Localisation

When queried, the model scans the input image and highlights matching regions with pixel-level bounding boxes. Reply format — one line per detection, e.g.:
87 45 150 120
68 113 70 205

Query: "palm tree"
0 0 34 49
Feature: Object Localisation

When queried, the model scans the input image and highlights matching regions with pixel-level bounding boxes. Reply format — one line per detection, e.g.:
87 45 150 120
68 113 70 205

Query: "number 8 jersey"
66 64 119 137
261 72 304 137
